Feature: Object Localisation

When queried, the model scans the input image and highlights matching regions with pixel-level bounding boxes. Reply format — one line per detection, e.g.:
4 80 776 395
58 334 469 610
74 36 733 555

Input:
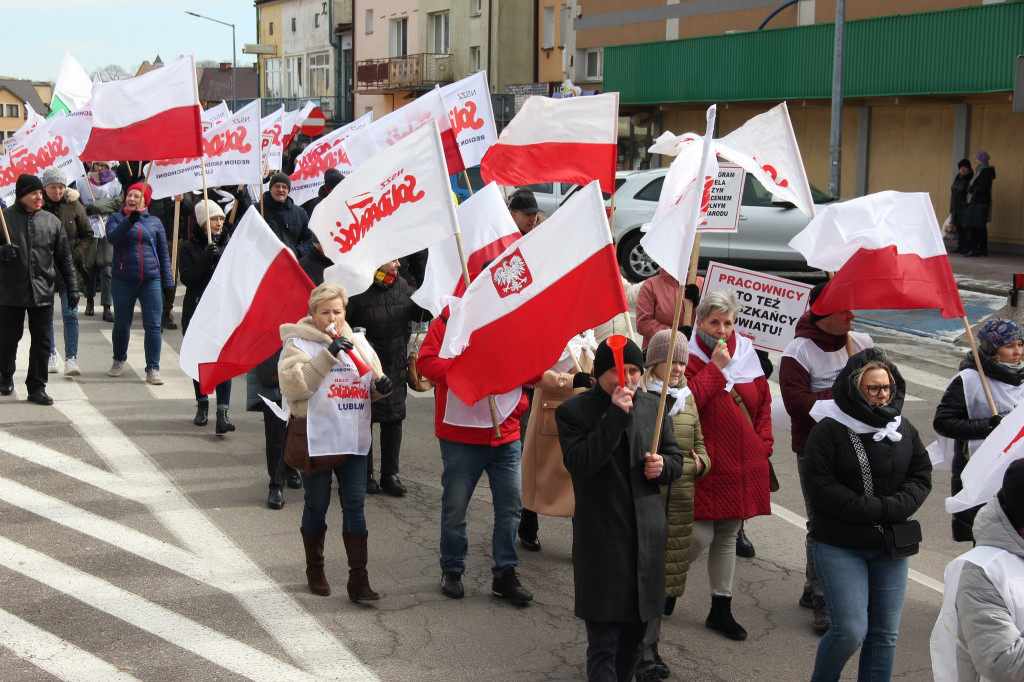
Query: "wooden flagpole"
170 198 182 278
227 185 243 225
962 316 999 415
199 158 213 241
682 234 702 326
650 282 687 456
0 207 10 243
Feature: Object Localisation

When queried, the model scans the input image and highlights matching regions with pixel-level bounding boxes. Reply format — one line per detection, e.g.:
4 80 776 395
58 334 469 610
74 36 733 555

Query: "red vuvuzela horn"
326 323 373 376
606 334 627 388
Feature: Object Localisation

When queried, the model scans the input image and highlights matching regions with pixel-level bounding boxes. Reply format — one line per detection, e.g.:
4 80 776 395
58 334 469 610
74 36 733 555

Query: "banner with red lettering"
47 105 94 159
440 71 497 169
260 105 285 174
288 112 373 206
2 103 47 154
309 121 459 296
143 100 262 200
0 120 82 204
202 102 231 130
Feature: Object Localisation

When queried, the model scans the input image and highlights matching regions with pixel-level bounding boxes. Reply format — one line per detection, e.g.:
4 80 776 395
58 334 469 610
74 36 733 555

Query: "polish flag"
479 92 618 194
411 182 521 316
789 191 965 319
179 207 314 395
440 181 627 405
946 400 1024 514
280 101 316 151
80 55 203 162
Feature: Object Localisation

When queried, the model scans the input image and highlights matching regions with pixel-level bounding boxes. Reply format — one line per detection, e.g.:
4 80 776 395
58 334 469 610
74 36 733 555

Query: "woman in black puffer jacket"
345 260 423 496
179 200 235 434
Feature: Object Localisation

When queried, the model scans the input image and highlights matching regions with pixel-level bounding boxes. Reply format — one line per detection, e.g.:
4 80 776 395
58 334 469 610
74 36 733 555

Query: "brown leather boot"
342 531 380 602
300 528 330 596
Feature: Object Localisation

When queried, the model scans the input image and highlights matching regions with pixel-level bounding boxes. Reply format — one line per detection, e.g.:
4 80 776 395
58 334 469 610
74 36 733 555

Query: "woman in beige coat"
636 329 711 681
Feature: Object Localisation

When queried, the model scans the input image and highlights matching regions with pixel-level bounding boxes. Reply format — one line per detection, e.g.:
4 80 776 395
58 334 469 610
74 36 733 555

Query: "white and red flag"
179 206 314 395
440 71 498 169
789 191 965 318
80 55 203 162
0 120 83 203
288 112 373 206
411 182 521 316
639 105 719 282
479 92 618 193
439 181 627 405
946 400 1024 514
309 121 459 296
280 101 316 151
201 101 231 130
260 105 286 173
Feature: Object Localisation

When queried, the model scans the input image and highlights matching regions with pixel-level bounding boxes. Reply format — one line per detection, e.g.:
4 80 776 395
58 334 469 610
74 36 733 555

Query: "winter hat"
508 189 539 213
127 182 153 207
15 174 43 200
593 337 644 379
269 172 291 191
973 150 990 164
646 329 689 366
977 319 1023 357
808 281 829 323
41 167 67 188
194 199 225 227
997 458 1024 529
323 168 343 191
957 159 972 171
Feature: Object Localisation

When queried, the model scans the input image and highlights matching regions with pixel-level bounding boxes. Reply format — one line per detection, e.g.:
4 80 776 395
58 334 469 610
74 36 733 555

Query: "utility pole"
828 0 846 199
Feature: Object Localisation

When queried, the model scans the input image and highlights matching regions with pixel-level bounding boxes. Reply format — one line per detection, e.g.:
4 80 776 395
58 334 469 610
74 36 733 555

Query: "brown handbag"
730 388 780 493
283 416 349 475
407 329 434 392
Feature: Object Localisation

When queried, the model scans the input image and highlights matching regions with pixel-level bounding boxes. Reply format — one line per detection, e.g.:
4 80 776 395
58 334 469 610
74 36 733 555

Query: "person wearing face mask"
180 200 235 432
934 319 1024 543
79 161 123 322
684 289 773 642
803 348 932 682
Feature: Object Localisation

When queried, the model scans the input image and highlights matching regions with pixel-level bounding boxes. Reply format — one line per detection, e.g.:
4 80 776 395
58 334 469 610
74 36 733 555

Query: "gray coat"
0 203 77 307
954 498 1024 682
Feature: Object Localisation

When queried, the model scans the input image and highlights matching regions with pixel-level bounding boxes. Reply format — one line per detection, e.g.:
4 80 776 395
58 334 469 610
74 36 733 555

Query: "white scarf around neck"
645 378 691 416
810 399 903 442
688 332 764 392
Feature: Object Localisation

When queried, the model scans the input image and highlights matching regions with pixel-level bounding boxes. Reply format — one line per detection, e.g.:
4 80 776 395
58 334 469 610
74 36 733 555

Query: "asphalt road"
0 292 998 681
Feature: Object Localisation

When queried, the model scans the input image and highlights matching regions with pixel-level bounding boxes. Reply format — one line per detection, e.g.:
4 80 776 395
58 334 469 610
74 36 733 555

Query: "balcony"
355 53 454 93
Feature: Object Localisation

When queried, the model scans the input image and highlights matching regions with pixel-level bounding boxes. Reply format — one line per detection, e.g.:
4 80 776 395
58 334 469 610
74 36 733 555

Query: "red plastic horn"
326 323 373 376
606 334 628 388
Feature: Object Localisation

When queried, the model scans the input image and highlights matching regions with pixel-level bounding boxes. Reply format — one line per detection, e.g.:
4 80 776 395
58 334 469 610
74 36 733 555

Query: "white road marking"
98 328 195 399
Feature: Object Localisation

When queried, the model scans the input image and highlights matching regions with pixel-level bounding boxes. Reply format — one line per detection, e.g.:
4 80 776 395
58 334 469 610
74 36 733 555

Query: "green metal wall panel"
607 3 1024 105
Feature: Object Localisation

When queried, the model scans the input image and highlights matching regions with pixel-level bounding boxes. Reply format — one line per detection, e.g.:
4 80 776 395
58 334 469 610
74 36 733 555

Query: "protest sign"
260 106 285 173
0 122 82 203
440 71 497 168
288 112 373 206
698 164 744 232
701 261 812 352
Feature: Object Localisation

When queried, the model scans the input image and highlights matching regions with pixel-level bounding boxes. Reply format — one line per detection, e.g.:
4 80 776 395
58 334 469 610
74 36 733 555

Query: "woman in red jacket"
685 289 773 641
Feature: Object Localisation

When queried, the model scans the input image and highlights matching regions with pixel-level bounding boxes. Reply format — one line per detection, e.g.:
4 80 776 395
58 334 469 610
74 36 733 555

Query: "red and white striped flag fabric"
440 181 627 405
440 71 498 169
280 101 316 151
789 191 965 318
479 92 618 194
179 206 314 395
946 400 1024 514
80 55 203 162
411 182 521 317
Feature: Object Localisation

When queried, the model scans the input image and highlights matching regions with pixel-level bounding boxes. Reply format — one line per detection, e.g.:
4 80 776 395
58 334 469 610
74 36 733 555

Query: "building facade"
0 79 50 140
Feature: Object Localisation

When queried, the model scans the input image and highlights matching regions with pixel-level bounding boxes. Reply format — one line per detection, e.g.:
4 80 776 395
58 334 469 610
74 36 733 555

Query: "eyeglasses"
864 384 897 397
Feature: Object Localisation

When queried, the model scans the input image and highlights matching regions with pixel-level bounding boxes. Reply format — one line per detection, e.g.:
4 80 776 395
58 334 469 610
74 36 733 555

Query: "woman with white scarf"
803 348 932 682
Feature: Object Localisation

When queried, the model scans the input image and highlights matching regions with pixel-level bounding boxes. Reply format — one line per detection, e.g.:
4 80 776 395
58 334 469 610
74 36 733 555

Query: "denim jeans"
439 438 522 577
812 541 909 682
300 455 367 537
111 277 163 371
49 292 79 358
193 379 232 409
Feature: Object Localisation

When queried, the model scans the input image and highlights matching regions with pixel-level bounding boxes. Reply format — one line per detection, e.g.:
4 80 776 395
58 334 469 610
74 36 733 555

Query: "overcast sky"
1 2 258 83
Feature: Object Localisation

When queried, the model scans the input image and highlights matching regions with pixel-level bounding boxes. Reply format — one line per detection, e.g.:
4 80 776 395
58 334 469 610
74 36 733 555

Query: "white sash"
929 369 1024 469
444 386 523 428
552 330 597 374
645 379 692 416
688 332 764 392
809 400 902 442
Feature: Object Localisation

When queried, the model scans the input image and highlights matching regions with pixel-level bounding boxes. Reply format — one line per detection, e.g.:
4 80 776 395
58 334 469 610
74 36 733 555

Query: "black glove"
327 336 354 357
66 292 80 310
684 283 701 306
375 375 394 395
128 210 142 225
0 243 17 263
990 414 1003 429
204 243 220 261
572 372 593 389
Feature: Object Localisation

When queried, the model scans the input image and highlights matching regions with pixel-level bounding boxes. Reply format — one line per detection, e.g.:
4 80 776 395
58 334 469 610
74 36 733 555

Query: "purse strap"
846 428 875 496
730 388 754 425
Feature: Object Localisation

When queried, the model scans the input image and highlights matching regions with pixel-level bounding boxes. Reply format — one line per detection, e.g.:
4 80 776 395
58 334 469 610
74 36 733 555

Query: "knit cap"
16 174 43 200
593 336 644 379
127 182 152 207
978 319 1023 357
194 199 226 227
324 168 343 191
41 167 67 187
646 329 689 366
269 172 291 191
973 150 990 164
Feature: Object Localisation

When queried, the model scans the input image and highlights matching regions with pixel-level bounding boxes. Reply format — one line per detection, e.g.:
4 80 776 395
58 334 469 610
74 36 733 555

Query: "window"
285 55 303 97
365 9 373 33
364 105 374 117
265 58 283 97
560 4 568 47
314 13 321 28
470 0 482 16
389 17 408 57
269 21 274 36
470 46 481 72
308 52 330 97
542 6 554 49
634 176 665 203
291 17 297 32
577 47 602 81
431 11 450 54
4 104 18 118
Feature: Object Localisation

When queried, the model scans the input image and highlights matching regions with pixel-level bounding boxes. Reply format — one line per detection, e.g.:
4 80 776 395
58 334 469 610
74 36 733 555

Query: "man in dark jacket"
0 174 79 405
556 337 684 682
259 172 315 258
779 281 873 634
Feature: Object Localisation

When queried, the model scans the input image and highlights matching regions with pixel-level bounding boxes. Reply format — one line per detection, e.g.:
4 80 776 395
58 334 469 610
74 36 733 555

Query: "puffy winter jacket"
105 210 174 287
258 192 314 258
0 203 78 307
42 188 92 292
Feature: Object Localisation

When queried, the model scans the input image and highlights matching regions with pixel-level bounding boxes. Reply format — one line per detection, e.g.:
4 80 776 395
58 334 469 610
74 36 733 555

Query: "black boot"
194 401 209 426
216 408 235 434
84 298 95 316
736 522 755 558
706 595 747 641
102 306 114 323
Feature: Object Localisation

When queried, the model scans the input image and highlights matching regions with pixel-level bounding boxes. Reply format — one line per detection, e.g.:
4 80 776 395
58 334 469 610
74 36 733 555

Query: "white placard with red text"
697 164 745 232
0 121 82 203
288 112 373 206
701 261 812 353
440 71 497 168
260 106 286 174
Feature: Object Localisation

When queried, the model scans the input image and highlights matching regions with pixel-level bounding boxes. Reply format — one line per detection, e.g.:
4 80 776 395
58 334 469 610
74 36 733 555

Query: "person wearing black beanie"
259 170 315 258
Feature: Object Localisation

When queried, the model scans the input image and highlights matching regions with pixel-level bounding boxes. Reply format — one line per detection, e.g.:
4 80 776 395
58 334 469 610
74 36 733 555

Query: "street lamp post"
186 11 237 111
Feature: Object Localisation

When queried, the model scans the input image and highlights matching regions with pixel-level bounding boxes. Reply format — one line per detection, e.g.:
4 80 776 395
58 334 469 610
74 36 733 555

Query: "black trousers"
366 420 403 477
261 401 288 490
0 305 53 392
584 620 647 682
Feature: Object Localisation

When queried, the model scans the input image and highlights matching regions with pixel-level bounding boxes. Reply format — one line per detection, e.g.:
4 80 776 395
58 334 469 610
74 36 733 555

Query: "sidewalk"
946 240 1020 296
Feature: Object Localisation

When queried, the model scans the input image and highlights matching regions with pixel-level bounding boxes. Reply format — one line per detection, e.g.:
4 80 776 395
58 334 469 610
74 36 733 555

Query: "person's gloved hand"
66 292 80 310
572 372 592 389
327 336 354 357
684 283 701 306
128 210 142 225
990 414 1004 429
375 375 394 395
0 244 17 263
204 243 220 261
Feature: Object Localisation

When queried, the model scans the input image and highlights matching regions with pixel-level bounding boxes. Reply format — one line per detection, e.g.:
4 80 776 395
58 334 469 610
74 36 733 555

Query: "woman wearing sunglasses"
802 348 932 682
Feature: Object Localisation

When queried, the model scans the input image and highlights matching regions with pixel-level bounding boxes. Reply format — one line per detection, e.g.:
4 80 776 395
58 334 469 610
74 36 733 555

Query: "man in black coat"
556 337 684 682
258 172 315 258
0 174 79 405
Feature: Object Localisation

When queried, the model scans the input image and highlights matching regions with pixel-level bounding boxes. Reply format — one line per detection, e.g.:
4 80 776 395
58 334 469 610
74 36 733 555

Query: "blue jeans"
49 292 79 358
812 541 909 682
193 379 232 409
111 277 163 371
439 439 522 577
300 455 367 537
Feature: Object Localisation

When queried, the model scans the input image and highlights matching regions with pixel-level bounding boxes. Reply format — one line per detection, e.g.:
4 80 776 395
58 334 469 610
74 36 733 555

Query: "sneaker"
48 353 59 374
64 357 81 376
812 595 831 634
108 360 125 377
491 568 533 605
440 571 464 599
146 369 164 385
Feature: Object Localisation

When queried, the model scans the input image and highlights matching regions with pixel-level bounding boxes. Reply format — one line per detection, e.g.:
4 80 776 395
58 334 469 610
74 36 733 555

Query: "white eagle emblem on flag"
491 248 532 298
